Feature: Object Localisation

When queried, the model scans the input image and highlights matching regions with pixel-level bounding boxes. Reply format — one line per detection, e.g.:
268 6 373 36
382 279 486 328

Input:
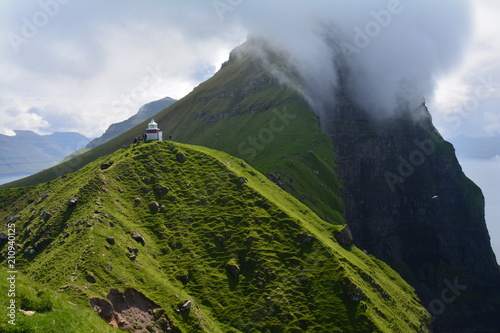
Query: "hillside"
2 42 344 225
0 130 90 183
3 38 499 332
86 97 177 149
0 141 430 332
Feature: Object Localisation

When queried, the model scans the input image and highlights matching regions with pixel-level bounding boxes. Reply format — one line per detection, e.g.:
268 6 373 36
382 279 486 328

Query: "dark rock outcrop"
328 94 500 332
336 225 353 248
176 152 186 163
131 231 146 246
90 288 178 332
226 264 240 278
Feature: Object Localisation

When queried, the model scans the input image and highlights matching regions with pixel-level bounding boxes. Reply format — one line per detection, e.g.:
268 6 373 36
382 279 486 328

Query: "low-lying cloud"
233 0 473 118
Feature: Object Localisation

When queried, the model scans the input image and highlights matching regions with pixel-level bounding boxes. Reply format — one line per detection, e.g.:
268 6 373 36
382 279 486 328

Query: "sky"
0 1 499 256
0 0 498 140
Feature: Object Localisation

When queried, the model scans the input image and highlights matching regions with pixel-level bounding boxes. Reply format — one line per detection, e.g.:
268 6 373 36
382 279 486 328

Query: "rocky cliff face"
326 89 500 332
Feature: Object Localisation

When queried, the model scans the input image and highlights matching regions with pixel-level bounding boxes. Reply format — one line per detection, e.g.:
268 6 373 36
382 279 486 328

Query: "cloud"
230 0 473 119
1 0 497 141
429 0 500 138
0 0 245 137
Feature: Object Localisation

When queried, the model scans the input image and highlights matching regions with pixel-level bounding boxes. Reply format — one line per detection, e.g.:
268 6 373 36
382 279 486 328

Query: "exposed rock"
131 231 146 246
149 202 160 211
238 177 248 183
176 152 186 163
176 275 189 284
134 197 142 205
41 193 49 200
106 237 115 245
336 226 353 247
86 273 97 283
177 300 191 312
100 162 113 170
226 264 240 278
154 186 169 194
90 288 178 332
128 247 139 254
40 210 52 221
126 253 136 261
0 232 8 243
298 234 314 243
90 297 114 319
68 198 78 207
329 93 500 331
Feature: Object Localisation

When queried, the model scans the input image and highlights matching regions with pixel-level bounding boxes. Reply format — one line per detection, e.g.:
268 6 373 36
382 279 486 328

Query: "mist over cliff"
232 0 472 118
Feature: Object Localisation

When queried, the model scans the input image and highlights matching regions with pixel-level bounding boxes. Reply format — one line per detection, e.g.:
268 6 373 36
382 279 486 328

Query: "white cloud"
0 0 245 137
430 0 500 138
0 0 498 141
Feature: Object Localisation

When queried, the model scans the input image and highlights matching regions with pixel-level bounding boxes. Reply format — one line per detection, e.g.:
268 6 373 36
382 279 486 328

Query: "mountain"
0 141 431 332
449 135 500 159
0 130 90 183
86 97 177 149
2 38 499 332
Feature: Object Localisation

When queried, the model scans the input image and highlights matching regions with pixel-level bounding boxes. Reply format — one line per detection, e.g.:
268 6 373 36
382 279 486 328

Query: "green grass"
0 270 118 332
0 141 430 332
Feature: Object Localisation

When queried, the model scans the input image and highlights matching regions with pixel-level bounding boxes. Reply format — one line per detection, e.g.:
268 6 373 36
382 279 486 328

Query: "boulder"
106 237 115 245
131 231 146 246
86 273 97 283
100 162 113 170
90 297 114 319
0 232 8 243
298 234 314 243
176 275 189 284
176 152 186 163
128 247 139 254
149 202 160 211
226 264 240 278
68 198 78 207
336 226 354 247
178 300 191 312
40 210 52 221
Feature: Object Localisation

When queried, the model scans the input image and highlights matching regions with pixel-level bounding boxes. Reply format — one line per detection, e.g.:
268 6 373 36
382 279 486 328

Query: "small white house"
146 119 163 141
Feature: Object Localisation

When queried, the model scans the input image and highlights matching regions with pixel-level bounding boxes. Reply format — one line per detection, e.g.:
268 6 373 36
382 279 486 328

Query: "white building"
146 119 163 141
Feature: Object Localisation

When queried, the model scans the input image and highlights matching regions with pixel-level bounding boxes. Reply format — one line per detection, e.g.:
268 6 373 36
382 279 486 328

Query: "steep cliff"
327 90 500 332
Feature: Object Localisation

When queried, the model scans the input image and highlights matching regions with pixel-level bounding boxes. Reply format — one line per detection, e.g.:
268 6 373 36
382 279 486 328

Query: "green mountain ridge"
0 141 430 332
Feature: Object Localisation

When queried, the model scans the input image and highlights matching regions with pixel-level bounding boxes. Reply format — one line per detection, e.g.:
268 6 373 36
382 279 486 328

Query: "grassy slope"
0 141 430 332
1 43 343 224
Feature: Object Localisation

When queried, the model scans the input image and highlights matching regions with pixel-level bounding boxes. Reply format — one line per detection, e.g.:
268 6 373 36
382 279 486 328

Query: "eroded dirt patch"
90 288 177 332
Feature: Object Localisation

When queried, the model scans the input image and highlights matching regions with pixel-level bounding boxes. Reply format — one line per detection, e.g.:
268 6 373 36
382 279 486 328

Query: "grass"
0 141 430 332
